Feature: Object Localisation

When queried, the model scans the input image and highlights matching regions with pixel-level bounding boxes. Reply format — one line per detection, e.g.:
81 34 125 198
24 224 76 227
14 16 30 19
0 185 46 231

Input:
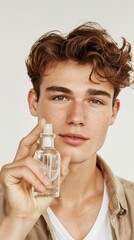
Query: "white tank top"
47 183 112 240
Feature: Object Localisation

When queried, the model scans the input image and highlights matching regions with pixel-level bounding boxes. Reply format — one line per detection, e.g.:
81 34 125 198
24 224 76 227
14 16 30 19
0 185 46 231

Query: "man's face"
28 60 119 163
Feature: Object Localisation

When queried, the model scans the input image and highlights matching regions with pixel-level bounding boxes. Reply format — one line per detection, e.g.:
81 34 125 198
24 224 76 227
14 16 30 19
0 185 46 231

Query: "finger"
14 119 46 161
35 157 70 212
0 165 51 194
1 157 51 189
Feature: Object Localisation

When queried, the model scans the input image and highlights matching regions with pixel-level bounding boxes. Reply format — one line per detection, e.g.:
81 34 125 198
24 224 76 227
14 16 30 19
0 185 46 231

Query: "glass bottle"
33 123 60 197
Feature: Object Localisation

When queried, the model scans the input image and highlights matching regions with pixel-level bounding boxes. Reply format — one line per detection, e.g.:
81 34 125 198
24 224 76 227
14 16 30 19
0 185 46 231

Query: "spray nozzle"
41 123 55 147
44 123 53 135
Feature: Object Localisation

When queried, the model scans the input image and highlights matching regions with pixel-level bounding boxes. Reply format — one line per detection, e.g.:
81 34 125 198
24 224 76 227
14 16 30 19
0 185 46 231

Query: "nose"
66 102 86 126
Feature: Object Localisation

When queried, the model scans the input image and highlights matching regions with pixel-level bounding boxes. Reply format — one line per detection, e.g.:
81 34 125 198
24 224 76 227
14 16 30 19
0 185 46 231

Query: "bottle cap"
44 123 52 135
41 123 55 147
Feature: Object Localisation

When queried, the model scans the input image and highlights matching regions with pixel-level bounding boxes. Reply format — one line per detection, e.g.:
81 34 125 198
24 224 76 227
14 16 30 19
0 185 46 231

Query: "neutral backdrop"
0 0 134 181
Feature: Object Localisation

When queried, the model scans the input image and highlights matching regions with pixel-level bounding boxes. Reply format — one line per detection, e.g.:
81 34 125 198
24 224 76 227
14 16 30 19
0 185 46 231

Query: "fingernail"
43 177 51 186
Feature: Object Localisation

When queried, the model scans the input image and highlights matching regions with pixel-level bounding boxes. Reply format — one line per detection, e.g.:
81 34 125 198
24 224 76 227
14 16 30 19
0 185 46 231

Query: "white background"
0 0 134 181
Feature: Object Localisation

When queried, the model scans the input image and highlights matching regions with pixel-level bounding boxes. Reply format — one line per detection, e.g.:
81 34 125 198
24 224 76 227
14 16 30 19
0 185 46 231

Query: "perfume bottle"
34 123 60 197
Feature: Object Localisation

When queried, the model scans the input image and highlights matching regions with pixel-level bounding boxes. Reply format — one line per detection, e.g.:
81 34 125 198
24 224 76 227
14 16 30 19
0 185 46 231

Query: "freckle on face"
35 61 116 162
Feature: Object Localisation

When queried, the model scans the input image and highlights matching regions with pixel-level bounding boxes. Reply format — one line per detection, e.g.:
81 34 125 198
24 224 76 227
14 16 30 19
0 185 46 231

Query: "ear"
28 89 38 116
109 99 120 126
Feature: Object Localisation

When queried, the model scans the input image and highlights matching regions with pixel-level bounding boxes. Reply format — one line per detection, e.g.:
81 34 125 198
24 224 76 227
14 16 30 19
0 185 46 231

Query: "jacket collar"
97 155 128 217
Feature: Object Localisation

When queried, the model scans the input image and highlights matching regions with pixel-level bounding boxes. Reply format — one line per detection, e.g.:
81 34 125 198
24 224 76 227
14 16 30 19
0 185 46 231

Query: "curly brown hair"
26 22 133 102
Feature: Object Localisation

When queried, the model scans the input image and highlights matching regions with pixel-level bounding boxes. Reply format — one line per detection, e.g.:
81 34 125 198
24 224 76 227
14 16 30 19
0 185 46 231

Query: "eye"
89 98 104 105
52 95 68 101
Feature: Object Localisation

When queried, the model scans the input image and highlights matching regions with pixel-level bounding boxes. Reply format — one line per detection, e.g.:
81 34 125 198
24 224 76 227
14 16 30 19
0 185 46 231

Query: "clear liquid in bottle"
33 123 60 197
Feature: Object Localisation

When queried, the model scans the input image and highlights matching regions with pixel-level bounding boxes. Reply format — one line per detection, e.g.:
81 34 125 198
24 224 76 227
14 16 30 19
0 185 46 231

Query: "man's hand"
0 119 70 239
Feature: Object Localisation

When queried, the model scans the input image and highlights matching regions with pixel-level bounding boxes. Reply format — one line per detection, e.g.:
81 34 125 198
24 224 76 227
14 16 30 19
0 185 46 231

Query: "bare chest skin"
51 168 104 240
51 191 103 240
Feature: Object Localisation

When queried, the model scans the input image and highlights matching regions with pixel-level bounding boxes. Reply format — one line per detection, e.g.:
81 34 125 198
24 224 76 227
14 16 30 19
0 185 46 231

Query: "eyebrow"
45 86 71 94
87 88 111 98
45 86 111 98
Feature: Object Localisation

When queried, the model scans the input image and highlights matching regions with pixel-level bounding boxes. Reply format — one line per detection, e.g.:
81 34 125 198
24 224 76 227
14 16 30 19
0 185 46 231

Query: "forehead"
44 60 93 81
41 60 114 94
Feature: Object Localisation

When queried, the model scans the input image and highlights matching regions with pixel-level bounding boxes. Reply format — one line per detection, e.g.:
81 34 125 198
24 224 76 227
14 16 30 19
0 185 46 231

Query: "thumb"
14 119 46 161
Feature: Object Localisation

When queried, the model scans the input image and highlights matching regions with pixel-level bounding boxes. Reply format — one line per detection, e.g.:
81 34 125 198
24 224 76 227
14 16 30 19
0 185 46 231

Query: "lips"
59 133 89 146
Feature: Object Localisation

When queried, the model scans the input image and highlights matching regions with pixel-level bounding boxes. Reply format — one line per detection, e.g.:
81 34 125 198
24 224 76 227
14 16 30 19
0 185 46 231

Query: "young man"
0 22 134 240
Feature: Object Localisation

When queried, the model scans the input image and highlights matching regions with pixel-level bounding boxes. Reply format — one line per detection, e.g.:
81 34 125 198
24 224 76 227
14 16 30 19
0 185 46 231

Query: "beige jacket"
0 156 134 240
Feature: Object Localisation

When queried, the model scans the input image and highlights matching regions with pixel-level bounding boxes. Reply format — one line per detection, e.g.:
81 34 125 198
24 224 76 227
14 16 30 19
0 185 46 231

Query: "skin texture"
0 119 70 240
0 60 120 240
29 61 119 164
27 60 120 239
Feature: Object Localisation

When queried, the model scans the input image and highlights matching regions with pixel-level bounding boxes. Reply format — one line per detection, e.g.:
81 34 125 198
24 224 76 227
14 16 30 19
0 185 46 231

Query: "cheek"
93 110 113 137
100 115 112 130
90 107 112 124
37 101 66 124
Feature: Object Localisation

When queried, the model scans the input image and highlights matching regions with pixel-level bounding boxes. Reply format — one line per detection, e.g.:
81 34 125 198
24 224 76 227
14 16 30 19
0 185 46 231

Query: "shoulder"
116 176 134 203
117 176 134 190
97 155 134 193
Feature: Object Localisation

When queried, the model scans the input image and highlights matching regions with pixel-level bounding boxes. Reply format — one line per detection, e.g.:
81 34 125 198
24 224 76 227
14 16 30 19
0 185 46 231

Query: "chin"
60 150 89 164
55 142 95 163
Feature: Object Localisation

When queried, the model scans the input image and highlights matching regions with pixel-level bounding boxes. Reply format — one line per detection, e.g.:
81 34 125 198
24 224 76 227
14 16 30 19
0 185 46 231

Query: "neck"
53 155 104 206
50 155 104 240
